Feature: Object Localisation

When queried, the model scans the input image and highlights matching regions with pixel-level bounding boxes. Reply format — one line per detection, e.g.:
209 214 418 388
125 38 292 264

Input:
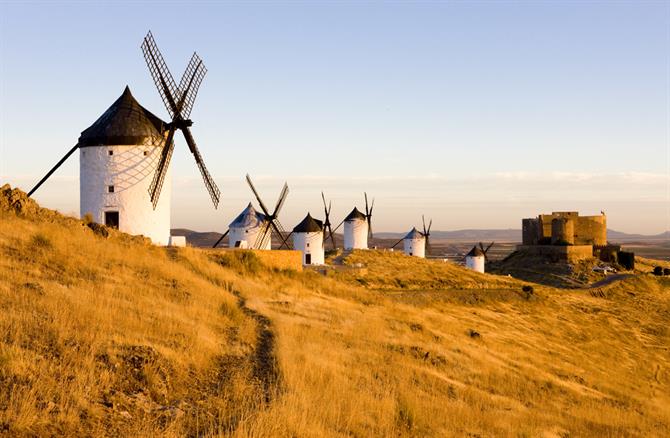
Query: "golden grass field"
1 185 669 437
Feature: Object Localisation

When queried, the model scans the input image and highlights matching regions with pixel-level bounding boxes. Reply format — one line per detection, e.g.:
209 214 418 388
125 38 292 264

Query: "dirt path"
590 274 633 288
230 289 281 403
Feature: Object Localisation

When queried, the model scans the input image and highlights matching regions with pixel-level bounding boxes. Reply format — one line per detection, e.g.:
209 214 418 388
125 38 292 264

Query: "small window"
143 151 149 156
307 242 310 247
108 150 113 156
108 185 114 193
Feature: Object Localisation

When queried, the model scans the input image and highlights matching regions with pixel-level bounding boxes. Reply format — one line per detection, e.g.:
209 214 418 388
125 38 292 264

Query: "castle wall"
574 215 607 246
522 218 539 245
551 218 575 245
516 245 593 262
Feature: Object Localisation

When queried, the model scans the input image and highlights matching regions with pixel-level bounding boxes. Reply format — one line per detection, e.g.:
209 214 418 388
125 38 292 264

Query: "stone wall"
516 245 594 262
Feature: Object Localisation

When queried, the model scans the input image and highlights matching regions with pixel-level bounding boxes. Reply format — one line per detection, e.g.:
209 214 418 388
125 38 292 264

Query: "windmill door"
305 253 312 265
105 211 119 229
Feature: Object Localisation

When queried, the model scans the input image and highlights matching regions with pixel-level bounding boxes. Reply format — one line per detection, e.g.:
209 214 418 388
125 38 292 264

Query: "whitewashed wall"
403 237 426 258
465 255 485 273
229 225 272 250
344 219 368 250
293 231 324 265
80 145 171 245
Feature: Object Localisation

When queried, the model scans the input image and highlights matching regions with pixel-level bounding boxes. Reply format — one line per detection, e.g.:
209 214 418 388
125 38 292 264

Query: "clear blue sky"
1 1 668 233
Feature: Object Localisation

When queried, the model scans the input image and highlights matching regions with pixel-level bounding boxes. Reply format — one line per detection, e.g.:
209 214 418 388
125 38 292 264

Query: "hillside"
2 184 670 436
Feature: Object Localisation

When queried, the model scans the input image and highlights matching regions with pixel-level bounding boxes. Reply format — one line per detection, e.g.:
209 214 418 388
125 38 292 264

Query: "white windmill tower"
292 213 325 265
227 203 270 249
465 243 493 273
402 228 425 258
28 32 221 246
391 216 431 258
343 207 368 250
341 193 374 250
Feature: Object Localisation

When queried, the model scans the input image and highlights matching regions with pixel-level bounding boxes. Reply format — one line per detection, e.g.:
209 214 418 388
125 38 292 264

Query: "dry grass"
1 186 669 436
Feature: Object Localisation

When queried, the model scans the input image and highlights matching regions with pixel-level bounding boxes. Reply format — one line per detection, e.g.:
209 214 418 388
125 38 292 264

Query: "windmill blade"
28 144 79 197
269 219 292 249
245 174 272 217
272 182 289 217
426 235 432 256
427 219 432 235
422 215 427 235
485 242 495 253
391 237 404 249
212 229 230 248
182 126 220 208
364 192 369 216
176 52 207 119
479 242 485 252
327 224 336 249
369 197 375 215
331 218 345 234
141 31 179 118
321 192 329 218
368 216 373 239
253 221 273 249
148 126 177 208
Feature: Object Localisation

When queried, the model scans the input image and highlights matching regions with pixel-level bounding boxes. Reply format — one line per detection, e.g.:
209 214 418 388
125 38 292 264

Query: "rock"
468 329 481 339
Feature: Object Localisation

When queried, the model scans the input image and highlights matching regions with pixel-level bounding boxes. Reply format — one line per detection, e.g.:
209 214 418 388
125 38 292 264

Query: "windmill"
390 215 432 258
246 174 291 249
141 31 220 209
364 192 375 239
321 192 336 249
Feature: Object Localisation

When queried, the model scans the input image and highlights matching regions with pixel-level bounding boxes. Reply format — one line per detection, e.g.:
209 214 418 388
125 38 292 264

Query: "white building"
292 213 325 265
465 246 486 273
403 227 426 258
343 207 368 250
229 203 271 249
79 86 171 245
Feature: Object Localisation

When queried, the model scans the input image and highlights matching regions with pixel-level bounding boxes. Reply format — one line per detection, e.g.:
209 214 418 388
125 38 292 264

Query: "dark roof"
344 207 367 221
229 202 267 228
78 86 168 147
404 227 424 240
293 213 323 233
466 246 485 257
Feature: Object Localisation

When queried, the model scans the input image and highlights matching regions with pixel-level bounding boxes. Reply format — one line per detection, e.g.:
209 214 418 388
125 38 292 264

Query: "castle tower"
228 203 271 249
292 213 325 265
78 86 171 245
403 227 426 258
343 207 368 250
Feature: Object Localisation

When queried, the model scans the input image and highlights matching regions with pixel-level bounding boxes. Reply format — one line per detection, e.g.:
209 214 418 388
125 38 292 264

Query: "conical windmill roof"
293 213 323 233
466 246 485 257
404 227 425 240
78 86 168 147
344 207 367 221
229 203 267 228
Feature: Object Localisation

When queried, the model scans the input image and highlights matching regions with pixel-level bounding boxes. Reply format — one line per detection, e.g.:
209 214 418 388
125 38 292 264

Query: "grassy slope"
1 190 670 436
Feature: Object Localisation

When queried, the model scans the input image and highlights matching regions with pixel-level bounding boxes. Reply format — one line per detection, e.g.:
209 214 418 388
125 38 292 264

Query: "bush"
30 233 52 249
664 268 670 276
653 266 663 276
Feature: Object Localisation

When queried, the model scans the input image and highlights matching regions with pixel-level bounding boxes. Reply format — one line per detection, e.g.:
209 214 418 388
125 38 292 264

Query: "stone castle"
522 211 607 246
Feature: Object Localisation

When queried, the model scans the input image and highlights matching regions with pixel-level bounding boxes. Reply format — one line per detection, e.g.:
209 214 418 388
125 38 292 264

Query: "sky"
0 1 668 234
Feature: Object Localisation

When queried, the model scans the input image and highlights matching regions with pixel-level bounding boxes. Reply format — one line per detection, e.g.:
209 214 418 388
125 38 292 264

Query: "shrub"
653 266 663 276
30 233 52 249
